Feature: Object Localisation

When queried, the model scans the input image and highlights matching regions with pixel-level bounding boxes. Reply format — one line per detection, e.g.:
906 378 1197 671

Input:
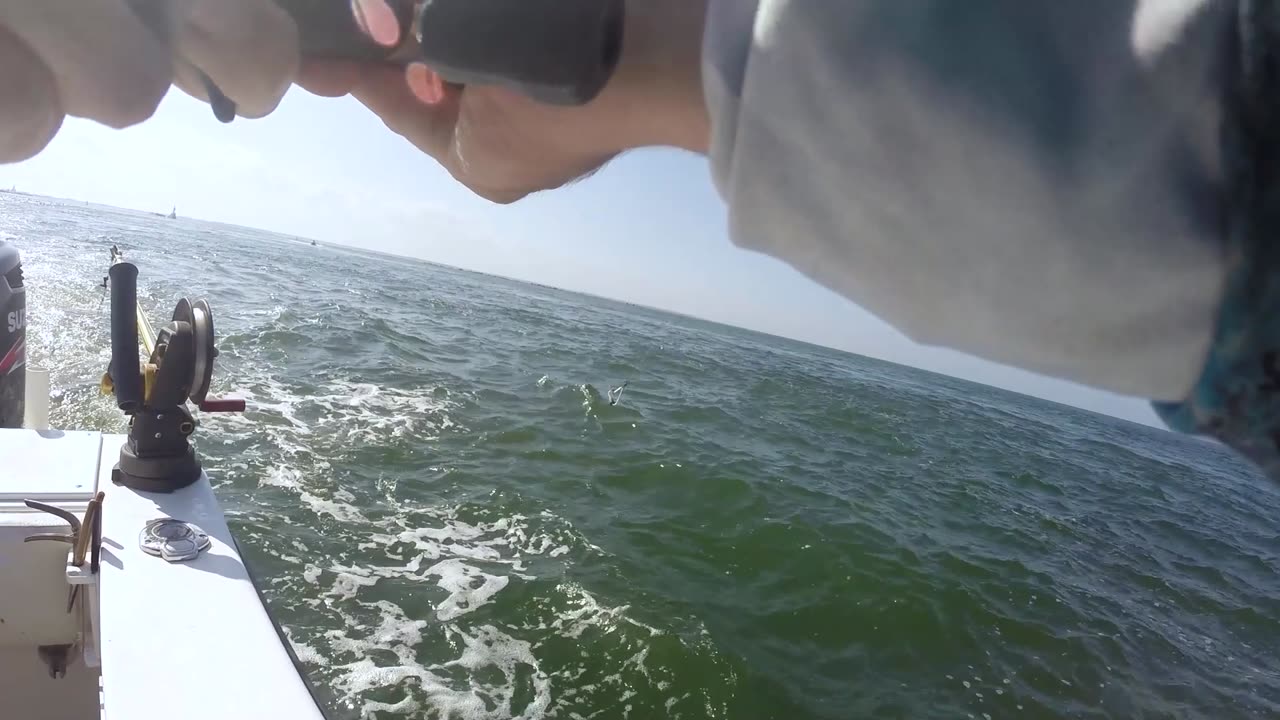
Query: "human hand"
0 0 300 163
298 0 709 204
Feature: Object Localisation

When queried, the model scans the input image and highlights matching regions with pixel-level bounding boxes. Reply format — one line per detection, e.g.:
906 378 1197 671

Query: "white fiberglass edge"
96 434 324 720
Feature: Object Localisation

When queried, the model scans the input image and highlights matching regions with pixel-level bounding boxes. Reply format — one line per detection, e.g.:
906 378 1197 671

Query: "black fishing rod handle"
273 0 417 62
276 0 624 106
414 0 624 106
108 263 143 412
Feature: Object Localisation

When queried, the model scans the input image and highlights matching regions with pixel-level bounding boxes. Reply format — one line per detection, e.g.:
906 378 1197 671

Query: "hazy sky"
0 86 1162 426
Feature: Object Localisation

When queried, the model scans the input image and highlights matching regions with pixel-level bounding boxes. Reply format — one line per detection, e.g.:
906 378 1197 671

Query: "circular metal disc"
189 299 215 403
139 518 212 563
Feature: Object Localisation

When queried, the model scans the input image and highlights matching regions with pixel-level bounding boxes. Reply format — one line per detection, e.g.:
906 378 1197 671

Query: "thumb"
351 64 461 167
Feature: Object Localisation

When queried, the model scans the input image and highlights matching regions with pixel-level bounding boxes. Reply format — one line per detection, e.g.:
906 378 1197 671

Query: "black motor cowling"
0 240 24 428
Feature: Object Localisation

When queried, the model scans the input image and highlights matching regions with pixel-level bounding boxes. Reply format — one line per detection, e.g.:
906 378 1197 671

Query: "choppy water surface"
4 194 1279 719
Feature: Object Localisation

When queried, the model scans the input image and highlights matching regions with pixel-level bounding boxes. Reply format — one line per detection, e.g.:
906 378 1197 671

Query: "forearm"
602 0 1236 405
599 0 709 154
700 0 1234 402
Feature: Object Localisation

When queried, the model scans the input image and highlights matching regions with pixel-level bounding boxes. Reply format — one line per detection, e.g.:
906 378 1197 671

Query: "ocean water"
3 193 1279 719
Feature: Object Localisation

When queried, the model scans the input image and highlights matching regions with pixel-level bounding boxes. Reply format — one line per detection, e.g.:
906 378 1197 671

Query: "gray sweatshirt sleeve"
701 0 1235 401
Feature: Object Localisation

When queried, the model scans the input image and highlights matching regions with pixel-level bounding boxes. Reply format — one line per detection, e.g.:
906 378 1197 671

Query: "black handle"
200 0 623 120
108 263 143 413
276 0 624 106
274 0 417 62
414 0 624 106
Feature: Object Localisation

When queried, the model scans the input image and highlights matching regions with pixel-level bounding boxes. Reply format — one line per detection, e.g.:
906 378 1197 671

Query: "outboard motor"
0 240 24 428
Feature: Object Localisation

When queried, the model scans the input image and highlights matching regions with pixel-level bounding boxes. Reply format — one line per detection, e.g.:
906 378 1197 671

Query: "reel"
162 298 217 406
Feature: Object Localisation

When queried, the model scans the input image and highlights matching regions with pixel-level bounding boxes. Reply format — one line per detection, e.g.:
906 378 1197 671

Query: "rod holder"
108 263 142 412
103 254 242 493
23 366 48 430
113 314 202 494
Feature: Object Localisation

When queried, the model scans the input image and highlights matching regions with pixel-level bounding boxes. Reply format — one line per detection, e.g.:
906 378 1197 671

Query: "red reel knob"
198 397 245 413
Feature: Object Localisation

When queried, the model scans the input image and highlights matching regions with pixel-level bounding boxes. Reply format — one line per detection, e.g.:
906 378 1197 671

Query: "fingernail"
351 0 370 36
407 63 445 105
351 0 400 47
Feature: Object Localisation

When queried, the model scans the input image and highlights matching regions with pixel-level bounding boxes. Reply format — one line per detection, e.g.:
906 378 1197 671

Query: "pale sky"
0 86 1162 426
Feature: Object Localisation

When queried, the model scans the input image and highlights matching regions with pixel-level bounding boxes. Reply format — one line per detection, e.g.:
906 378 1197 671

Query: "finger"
297 59 366 98
405 63 446 106
171 62 210 103
352 65 459 162
355 65 543 204
0 26 63 163
351 0 400 47
353 66 530 203
0 0 169 129
169 0 299 118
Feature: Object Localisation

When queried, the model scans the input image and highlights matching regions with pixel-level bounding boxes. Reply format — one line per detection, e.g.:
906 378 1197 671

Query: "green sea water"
4 193 1279 719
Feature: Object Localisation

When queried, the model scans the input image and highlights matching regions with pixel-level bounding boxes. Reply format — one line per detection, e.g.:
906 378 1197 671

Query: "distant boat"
167 206 177 220
311 239 317 247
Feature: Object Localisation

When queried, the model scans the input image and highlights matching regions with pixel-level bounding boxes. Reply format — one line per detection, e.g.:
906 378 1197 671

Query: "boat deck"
0 429 325 720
